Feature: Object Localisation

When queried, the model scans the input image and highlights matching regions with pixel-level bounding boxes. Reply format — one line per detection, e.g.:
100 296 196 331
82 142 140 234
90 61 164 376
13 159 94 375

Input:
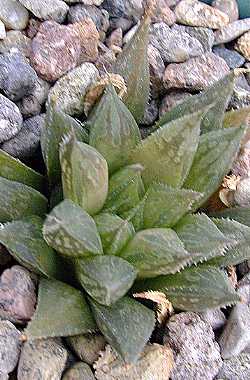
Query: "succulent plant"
0 5 250 364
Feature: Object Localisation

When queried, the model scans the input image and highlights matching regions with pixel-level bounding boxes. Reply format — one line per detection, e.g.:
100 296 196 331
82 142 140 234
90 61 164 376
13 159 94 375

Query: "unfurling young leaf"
25 278 96 340
76 255 137 306
89 85 141 174
0 149 44 191
41 103 88 186
120 228 191 278
60 134 108 216
89 296 155 363
43 199 103 259
0 177 47 222
184 127 246 211
134 266 241 311
0 216 63 278
129 110 204 188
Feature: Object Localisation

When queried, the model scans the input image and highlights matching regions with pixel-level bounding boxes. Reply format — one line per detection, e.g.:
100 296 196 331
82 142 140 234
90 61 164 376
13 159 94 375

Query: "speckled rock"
199 308 226 330
246 62 250 86
163 52 230 90
212 0 239 22
164 312 222 380
48 62 99 115
0 94 23 143
175 0 229 29
18 0 69 23
213 46 245 68
66 0 104 4
66 333 106 365
109 17 133 32
62 362 95 380
95 43 116 73
214 18 250 44
94 344 174 380
0 0 29 30
230 86 250 109
0 321 22 377
0 265 36 324
0 21 5 39
152 0 176 25
18 77 50 118
0 53 37 102
150 22 203 63
148 44 165 98
172 24 215 52
18 338 68 380
2 114 45 159
159 90 192 116
141 99 159 125
0 31 31 58
26 18 42 39
106 28 123 48
216 353 250 380
235 31 250 60
102 0 144 21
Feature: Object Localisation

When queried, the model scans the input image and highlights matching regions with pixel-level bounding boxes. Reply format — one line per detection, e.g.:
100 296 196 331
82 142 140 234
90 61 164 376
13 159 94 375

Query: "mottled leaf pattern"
209 206 250 227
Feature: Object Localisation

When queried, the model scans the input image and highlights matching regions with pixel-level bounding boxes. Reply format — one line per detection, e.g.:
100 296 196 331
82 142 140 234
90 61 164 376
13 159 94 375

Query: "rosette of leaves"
0 12 249 364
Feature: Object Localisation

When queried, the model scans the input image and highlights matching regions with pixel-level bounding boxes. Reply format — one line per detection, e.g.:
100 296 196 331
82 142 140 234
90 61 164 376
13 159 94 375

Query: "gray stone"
102 0 144 21
141 99 159 125
65 0 104 4
0 0 29 30
199 308 226 330
235 30 250 61
0 94 23 143
17 338 68 380
164 312 222 380
48 62 99 115
66 333 106 365
216 353 250 380
63 362 95 380
0 321 22 377
106 28 123 49
148 44 165 98
0 31 31 58
109 17 133 32
0 53 37 102
152 0 176 25
18 78 50 118
213 47 245 68
0 21 5 39
172 24 215 52
212 0 239 22
0 265 36 324
163 52 230 91
215 18 250 44
2 114 45 159
230 86 250 109
150 22 203 63
159 91 192 116
18 0 69 23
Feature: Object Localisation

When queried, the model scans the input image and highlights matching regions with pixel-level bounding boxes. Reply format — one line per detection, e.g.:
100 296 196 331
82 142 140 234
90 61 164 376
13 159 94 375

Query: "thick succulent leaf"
209 206 250 227
89 85 141 174
0 216 63 278
123 198 146 231
90 296 155 363
43 199 103 259
113 12 150 122
134 266 241 311
129 110 204 188
94 213 135 255
25 278 96 340
103 165 145 215
184 127 245 211
208 218 250 267
142 184 202 229
223 106 250 129
120 228 191 279
0 149 44 191
157 72 235 133
60 134 108 215
174 214 234 265
41 104 88 186
0 177 47 222
76 256 137 306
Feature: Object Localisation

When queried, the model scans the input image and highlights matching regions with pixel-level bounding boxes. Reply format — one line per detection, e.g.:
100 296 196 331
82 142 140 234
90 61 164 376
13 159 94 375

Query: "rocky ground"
0 0 250 379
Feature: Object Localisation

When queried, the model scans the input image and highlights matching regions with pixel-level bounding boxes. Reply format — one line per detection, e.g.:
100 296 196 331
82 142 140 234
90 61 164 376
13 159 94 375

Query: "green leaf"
0 149 44 191
208 218 250 267
76 256 137 306
0 216 63 278
90 297 155 363
26 278 96 340
184 127 245 211
129 110 204 188
103 165 145 215
41 104 88 186
134 266 241 311
113 13 150 122
94 213 135 255
223 106 250 129
156 72 235 133
60 134 108 215
174 214 234 265
89 85 141 174
209 206 250 227
0 177 47 222
120 228 191 279
43 199 103 259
